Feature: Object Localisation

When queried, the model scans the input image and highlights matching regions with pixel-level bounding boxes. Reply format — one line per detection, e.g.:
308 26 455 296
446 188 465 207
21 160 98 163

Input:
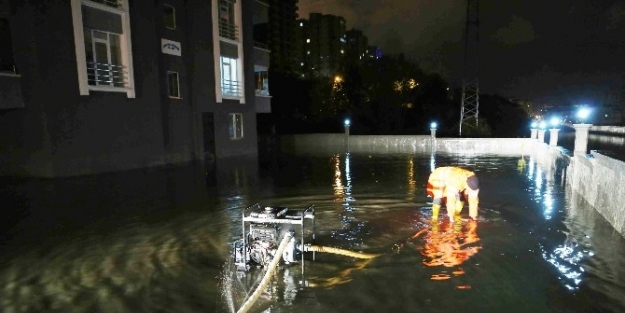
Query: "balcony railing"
87 62 128 88
222 80 242 97
219 21 239 41
86 0 123 9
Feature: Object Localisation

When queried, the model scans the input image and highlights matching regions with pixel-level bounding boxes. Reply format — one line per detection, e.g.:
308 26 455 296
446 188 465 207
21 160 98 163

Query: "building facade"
295 13 346 78
0 0 270 177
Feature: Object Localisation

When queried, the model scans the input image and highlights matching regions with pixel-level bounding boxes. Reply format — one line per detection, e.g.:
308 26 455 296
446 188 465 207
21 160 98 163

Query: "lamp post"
549 117 560 147
573 108 592 154
430 122 437 139
530 121 538 139
537 121 547 144
344 118 350 150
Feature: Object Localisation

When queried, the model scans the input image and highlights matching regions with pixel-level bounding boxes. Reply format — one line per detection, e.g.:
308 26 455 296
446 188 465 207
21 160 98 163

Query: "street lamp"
430 122 437 139
344 118 350 150
537 121 547 144
577 108 591 124
530 121 538 139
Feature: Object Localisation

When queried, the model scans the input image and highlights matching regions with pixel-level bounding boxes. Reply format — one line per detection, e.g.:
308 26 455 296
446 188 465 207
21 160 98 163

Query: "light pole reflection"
407 157 416 201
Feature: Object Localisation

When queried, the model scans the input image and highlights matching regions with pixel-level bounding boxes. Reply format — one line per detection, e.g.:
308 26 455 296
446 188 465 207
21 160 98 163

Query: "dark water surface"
1 151 625 313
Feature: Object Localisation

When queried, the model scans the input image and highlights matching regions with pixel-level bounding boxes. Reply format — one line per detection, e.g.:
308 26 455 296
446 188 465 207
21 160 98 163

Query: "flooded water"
1 150 625 313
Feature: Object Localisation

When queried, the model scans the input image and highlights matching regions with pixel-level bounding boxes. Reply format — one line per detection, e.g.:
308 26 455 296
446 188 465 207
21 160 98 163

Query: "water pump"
233 203 315 272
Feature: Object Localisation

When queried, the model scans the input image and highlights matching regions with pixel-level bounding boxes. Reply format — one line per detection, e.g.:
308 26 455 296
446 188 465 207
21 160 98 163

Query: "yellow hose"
237 233 293 313
303 245 380 259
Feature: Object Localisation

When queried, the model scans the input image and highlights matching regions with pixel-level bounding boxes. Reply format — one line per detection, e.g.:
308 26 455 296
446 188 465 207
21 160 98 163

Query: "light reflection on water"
1 152 625 312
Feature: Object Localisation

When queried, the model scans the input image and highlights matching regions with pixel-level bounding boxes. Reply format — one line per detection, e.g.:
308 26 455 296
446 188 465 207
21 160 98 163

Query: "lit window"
255 69 269 96
167 71 180 98
71 0 135 97
228 113 244 139
0 18 16 73
220 56 241 98
164 4 176 30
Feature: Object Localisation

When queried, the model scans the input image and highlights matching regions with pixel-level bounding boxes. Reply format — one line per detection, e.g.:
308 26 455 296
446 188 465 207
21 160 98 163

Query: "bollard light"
531 121 537 129
550 117 561 129
539 121 547 129
344 118 350 127
430 122 437 130
577 108 591 123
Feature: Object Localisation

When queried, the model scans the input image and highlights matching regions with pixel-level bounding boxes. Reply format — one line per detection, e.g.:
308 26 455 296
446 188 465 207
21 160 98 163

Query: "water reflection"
417 220 481 283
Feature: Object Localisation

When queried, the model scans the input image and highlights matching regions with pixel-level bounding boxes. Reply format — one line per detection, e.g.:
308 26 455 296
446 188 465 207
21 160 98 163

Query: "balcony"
253 45 270 68
255 92 271 113
87 62 128 88
86 0 123 9
222 80 242 98
219 21 239 41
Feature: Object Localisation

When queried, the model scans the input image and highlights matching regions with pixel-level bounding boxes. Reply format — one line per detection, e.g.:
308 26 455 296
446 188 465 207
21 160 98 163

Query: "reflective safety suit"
426 166 480 221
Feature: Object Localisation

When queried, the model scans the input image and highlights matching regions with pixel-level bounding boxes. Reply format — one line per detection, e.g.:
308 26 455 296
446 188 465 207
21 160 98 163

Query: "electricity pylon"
459 0 480 136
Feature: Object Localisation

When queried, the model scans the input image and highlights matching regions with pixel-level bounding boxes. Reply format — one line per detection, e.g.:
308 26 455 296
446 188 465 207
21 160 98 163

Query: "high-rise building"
345 28 368 64
296 13 347 78
254 0 299 75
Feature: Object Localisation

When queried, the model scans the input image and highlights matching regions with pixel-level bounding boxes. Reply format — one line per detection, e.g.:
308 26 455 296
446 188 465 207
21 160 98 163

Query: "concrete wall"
281 134 535 156
567 151 625 235
591 126 625 135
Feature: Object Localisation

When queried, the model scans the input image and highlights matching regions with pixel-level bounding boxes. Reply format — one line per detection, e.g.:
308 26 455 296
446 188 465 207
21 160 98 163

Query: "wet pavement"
1 150 625 312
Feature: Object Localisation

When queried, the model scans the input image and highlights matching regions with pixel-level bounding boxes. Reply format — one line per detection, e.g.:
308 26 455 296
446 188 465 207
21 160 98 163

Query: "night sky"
298 0 625 107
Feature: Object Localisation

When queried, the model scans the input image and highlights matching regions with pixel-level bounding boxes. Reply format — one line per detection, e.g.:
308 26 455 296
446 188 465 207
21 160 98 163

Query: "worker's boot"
432 204 441 220
455 200 465 216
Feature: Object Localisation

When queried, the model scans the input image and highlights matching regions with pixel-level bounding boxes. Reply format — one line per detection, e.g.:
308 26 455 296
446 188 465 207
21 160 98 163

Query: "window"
71 0 135 97
164 5 176 30
255 69 269 96
0 18 16 73
228 113 243 139
220 56 241 97
167 71 180 98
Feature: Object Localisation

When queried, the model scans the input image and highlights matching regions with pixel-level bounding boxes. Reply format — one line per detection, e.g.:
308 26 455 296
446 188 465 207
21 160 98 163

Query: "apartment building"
0 0 271 177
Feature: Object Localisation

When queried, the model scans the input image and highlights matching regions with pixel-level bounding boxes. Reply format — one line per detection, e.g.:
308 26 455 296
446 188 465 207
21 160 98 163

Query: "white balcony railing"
222 80 242 97
87 0 123 9
87 62 128 88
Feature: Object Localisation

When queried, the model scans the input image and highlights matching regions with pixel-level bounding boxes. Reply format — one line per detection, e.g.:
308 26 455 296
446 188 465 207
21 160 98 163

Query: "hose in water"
236 233 293 313
303 244 379 259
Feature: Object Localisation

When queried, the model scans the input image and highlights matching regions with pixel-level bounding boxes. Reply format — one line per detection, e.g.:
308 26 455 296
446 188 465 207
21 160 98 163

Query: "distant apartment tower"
296 13 347 78
253 0 298 75
345 28 368 63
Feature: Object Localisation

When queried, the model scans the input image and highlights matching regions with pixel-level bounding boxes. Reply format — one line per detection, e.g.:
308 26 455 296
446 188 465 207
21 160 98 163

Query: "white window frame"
163 4 176 30
167 71 180 98
212 0 244 103
71 0 136 98
228 113 244 140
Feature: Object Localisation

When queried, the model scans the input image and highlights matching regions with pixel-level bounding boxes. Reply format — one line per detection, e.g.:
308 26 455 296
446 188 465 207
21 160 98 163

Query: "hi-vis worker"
426 166 480 221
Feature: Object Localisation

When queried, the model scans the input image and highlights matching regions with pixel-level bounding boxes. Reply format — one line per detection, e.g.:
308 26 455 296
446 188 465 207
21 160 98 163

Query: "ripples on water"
1 152 625 312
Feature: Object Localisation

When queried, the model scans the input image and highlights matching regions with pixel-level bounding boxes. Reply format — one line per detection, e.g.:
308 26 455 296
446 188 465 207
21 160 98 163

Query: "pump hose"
303 244 380 259
237 233 293 313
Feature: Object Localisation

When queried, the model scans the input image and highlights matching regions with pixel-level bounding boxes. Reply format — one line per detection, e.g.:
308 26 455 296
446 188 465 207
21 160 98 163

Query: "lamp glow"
539 121 547 129
550 117 561 128
577 108 591 122
344 119 350 126
531 121 538 129
430 122 437 130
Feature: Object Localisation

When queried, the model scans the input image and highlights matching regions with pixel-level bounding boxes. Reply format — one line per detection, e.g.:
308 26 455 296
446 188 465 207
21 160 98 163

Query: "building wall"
0 0 259 177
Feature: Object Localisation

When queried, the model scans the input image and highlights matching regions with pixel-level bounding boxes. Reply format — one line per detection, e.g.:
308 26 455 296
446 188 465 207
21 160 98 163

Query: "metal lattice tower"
459 0 480 136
